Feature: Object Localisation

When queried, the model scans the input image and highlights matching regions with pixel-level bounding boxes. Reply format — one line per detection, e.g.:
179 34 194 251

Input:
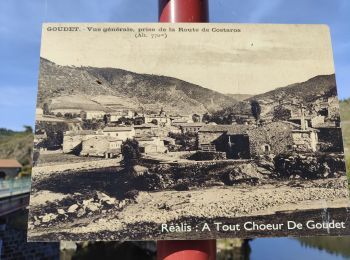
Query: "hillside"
0 128 33 167
226 94 253 101
215 74 338 119
251 74 337 103
38 58 238 115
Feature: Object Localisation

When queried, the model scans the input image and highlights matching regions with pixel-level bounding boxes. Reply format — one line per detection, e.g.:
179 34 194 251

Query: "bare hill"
38 58 238 115
251 74 337 103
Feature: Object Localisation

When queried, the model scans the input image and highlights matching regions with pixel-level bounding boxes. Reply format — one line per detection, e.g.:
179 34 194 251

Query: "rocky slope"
215 74 338 118
251 74 337 103
38 58 238 115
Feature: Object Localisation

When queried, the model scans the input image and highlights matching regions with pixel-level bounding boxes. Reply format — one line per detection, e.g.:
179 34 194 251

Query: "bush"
121 139 141 170
134 173 165 191
188 151 226 161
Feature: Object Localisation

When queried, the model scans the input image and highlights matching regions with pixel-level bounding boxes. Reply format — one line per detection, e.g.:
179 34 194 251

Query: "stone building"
63 130 99 153
80 136 122 158
179 123 205 134
109 110 134 122
198 121 319 159
134 124 159 137
80 110 106 120
0 160 22 179
144 115 171 127
102 126 135 141
136 136 167 154
291 128 319 152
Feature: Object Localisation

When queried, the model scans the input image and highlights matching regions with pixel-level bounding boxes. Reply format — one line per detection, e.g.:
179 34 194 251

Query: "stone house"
144 115 171 127
63 130 99 153
170 115 193 126
80 110 106 120
179 123 205 134
0 159 22 179
109 110 134 122
198 121 319 159
80 136 122 158
134 124 159 137
136 136 167 154
291 128 319 152
102 126 135 141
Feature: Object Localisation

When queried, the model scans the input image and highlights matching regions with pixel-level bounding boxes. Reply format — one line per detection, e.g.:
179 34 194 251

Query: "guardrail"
0 178 31 199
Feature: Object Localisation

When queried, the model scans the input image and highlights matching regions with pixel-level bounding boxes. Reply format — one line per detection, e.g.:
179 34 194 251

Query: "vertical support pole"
157 1 216 260
159 0 209 23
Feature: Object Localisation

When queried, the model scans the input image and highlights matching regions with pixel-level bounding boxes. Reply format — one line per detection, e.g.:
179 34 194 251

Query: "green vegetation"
297 237 350 258
340 99 350 185
340 98 350 121
0 127 33 175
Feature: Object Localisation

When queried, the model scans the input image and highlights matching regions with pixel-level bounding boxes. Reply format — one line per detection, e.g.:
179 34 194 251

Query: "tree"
273 105 291 121
151 119 158 125
23 125 33 133
43 103 50 115
250 100 262 123
121 139 141 170
202 113 211 123
192 114 201 123
103 114 111 125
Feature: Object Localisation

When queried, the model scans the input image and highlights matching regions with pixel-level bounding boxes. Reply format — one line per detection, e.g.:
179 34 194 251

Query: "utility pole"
157 1 216 260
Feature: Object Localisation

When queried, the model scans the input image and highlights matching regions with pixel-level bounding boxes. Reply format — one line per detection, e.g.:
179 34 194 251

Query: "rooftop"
134 124 158 128
0 159 22 168
199 124 251 133
103 126 133 132
180 123 205 127
64 130 97 136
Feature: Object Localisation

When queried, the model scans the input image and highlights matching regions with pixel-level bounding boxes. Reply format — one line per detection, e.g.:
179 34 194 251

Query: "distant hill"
215 74 338 118
0 128 33 167
251 74 337 103
226 94 253 101
38 58 238 115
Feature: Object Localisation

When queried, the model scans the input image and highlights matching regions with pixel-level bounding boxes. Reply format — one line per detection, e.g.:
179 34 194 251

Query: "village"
33 92 343 167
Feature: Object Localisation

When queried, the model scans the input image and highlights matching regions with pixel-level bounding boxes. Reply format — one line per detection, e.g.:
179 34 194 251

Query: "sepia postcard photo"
28 23 350 241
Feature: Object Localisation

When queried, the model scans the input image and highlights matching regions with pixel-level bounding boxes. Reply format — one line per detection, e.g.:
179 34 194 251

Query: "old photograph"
28 23 350 241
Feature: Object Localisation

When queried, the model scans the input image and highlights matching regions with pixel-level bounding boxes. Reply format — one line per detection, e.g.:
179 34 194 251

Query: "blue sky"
0 0 349 130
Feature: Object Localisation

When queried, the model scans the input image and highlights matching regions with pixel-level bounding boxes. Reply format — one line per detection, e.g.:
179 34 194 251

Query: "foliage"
24 125 33 133
82 119 105 130
340 98 350 121
297 237 350 258
168 132 197 151
121 139 141 169
0 127 33 169
36 121 68 149
250 100 261 122
116 117 134 126
273 105 292 121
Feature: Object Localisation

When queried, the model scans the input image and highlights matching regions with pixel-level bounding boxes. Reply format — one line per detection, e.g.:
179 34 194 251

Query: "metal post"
159 0 209 23
157 1 216 259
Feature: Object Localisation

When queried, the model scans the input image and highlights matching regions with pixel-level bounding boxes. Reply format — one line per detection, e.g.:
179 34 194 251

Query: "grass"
340 100 350 184
340 99 350 121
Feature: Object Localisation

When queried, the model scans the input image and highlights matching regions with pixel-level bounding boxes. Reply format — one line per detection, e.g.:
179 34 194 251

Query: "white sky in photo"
41 23 335 96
